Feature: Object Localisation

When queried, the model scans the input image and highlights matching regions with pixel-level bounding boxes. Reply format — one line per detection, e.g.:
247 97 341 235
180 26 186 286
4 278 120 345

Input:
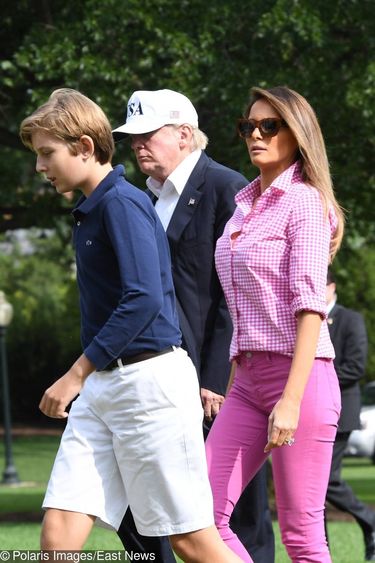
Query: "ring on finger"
284 438 295 446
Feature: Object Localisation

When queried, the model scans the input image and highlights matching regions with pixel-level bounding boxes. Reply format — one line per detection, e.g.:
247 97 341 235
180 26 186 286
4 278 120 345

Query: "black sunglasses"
237 117 288 139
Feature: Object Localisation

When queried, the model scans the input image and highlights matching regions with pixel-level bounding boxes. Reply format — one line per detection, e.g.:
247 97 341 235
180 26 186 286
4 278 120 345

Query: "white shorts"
43 347 214 536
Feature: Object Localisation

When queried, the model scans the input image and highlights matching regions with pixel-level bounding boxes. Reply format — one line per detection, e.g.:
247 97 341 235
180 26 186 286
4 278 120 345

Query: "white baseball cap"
112 89 199 139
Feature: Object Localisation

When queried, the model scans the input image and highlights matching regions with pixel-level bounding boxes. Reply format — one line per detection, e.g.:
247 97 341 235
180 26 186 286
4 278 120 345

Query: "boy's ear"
78 135 95 159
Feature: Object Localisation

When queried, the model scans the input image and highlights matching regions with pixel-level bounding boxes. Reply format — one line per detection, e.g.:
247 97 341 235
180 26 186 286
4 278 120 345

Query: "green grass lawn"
0 435 373 561
0 521 364 562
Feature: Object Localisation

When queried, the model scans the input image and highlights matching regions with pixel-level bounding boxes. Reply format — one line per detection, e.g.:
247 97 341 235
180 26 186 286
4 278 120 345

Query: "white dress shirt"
147 149 201 230
327 296 337 316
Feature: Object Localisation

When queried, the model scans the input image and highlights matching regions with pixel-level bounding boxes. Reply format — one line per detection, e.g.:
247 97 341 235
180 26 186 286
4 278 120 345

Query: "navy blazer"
150 152 247 395
328 303 368 432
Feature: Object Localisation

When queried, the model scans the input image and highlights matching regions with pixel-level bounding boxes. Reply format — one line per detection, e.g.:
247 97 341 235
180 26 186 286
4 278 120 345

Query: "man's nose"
130 135 144 149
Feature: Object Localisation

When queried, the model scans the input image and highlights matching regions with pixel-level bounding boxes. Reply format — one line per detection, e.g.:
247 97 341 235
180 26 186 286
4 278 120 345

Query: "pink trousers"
206 352 341 563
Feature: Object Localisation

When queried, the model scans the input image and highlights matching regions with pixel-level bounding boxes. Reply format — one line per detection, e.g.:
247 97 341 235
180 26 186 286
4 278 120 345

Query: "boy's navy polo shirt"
72 165 181 370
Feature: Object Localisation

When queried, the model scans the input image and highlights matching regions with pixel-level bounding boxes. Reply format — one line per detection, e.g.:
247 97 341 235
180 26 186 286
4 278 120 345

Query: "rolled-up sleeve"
288 188 332 319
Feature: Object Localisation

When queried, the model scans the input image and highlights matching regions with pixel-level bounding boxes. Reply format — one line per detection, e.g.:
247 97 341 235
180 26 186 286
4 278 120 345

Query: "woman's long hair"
246 86 344 259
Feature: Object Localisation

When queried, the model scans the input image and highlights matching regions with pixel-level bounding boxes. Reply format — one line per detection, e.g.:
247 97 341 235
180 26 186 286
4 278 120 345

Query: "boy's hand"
39 371 83 418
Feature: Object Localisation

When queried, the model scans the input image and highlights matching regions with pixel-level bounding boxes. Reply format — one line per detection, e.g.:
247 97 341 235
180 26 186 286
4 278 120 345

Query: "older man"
113 89 275 563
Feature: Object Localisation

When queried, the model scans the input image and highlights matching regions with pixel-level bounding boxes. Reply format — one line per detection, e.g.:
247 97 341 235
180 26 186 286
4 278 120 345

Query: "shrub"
333 243 375 381
0 229 81 424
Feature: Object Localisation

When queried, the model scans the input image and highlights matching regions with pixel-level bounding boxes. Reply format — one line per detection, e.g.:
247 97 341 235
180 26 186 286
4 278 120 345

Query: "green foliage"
0 0 374 240
0 231 81 423
0 0 374 412
332 243 375 379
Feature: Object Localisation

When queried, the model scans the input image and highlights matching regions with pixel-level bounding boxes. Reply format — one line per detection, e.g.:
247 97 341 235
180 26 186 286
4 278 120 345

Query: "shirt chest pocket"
236 237 290 277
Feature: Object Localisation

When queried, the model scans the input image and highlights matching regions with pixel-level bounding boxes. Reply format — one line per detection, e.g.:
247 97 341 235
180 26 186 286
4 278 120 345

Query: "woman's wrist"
281 389 303 404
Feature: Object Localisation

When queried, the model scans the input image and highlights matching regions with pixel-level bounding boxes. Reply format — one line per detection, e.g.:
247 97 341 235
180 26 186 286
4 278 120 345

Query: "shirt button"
246 352 252 358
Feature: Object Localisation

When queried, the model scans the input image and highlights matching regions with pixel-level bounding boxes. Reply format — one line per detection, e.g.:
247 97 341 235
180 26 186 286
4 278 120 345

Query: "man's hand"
200 388 225 421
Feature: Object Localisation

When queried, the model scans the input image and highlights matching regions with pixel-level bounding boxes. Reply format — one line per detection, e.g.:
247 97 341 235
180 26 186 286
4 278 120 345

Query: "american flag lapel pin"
188 198 196 206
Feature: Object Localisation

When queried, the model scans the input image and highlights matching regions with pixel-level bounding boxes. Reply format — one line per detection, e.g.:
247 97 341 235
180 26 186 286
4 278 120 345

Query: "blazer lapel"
145 183 203 245
166 182 202 244
166 152 208 244
328 303 339 339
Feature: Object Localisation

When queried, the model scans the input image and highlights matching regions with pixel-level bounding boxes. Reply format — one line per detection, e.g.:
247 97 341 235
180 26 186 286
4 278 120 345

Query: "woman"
206 86 344 562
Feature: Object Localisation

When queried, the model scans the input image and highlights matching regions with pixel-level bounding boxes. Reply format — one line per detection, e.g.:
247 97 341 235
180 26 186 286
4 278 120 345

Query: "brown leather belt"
101 346 175 371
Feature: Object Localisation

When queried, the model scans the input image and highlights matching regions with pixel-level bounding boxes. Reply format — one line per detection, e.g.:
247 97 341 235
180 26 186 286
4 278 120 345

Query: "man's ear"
78 135 95 159
178 124 193 149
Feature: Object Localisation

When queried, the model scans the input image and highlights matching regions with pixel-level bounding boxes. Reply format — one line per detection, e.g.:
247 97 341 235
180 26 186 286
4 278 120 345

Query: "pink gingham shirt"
215 161 336 360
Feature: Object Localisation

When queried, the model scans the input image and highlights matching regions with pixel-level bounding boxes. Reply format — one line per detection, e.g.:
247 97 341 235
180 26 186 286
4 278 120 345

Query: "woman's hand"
264 396 300 452
263 312 322 453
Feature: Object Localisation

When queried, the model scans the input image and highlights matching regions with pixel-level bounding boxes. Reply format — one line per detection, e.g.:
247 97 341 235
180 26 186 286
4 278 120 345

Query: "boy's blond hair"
20 88 114 164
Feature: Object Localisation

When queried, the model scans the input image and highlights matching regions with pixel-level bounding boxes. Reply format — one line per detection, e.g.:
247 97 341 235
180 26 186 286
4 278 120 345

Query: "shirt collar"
271 159 303 192
73 165 125 216
147 149 201 199
327 296 337 315
235 160 303 208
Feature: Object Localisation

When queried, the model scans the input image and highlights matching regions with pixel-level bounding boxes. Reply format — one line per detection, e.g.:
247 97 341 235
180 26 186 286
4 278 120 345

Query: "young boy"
20 89 242 562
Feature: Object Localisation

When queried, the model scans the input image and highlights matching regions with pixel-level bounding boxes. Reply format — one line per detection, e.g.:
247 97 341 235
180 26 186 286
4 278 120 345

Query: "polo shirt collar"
73 165 125 216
